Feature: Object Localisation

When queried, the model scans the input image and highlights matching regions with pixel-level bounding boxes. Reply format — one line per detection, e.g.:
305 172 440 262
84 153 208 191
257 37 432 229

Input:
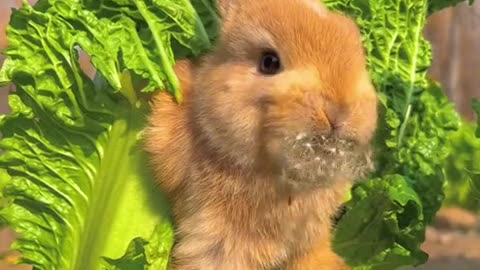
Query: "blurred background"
0 0 479 269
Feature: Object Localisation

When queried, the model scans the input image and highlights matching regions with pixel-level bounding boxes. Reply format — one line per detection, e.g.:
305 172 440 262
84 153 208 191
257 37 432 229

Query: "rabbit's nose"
324 102 346 130
311 111 333 138
313 104 341 133
327 112 348 134
312 104 352 141
324 109 336 131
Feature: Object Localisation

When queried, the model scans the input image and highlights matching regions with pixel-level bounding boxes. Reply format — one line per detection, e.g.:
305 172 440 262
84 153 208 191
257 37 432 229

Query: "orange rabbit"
145 0 378 269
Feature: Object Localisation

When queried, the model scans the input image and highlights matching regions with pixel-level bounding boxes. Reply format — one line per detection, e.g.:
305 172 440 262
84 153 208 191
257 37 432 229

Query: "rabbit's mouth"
276 132 374 192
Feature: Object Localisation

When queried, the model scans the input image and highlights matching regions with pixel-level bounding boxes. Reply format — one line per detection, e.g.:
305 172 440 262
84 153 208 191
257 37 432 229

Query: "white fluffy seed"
326 147 337 153
303 143 315 153
296 132 308 141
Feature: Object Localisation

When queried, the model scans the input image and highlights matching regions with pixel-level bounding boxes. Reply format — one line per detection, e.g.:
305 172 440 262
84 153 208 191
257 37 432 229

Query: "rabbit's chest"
220 189 341 268
172 169 347 269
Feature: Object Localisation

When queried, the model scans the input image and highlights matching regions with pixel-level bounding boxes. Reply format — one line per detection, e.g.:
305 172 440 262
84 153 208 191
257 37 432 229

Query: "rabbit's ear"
217 0 236 18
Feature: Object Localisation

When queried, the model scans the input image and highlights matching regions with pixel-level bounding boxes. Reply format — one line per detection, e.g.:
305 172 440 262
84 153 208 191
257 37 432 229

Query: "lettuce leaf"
428 0 476 14
470 99 480 197
443 121 480 211
101 223 173 270
0 0 217 269
333 175 426 270
472 99 480 137
0 170 9 227
323 0 471 268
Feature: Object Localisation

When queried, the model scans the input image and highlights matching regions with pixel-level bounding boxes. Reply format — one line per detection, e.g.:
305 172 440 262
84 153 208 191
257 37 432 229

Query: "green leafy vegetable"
0 170 9 227
470 99 480 197
333 175 426 270
443 121 480 211
323 0 471 268
0 0 217 269
101 223 173 270
472 99 480 137
428 0 476 14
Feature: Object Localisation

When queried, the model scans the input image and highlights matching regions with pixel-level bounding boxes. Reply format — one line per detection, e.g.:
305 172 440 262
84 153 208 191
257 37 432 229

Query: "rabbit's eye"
259 50 281 75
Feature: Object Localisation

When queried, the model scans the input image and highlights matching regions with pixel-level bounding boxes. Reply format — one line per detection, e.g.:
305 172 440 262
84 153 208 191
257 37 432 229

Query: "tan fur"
145 0 377 269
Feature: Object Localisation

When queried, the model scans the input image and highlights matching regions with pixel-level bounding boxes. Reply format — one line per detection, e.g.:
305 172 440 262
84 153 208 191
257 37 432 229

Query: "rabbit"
145 0 378 269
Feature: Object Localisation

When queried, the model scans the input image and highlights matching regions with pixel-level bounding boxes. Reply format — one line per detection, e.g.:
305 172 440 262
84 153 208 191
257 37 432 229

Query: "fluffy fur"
145 0 378 269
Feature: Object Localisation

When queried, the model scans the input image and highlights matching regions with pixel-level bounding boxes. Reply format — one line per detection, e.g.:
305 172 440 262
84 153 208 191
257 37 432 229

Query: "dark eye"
258 50 281 75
